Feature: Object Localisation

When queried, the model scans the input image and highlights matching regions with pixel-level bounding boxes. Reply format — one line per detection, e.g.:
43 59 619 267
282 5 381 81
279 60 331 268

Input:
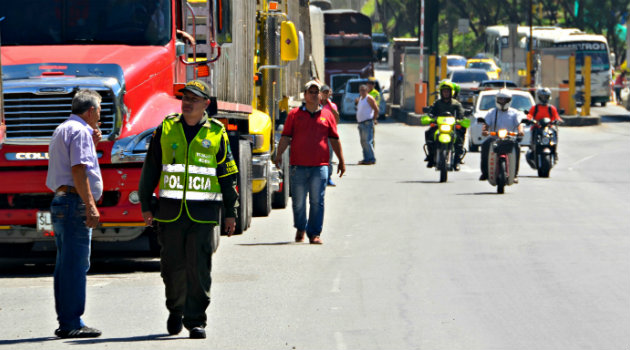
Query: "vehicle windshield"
447 57 467 67
347 81 380 94
479 94 533 111
451 71 489 83
468 62 493 71
575 51 610 72
372 34 388 43
0 0 171 46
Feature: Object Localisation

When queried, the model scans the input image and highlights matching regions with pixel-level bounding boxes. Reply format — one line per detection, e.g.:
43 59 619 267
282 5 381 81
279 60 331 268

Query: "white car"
468 89 534 152
339 78 387 120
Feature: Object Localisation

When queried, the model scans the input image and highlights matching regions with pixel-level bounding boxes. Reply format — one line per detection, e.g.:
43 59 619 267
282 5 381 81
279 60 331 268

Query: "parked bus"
485 25 612 105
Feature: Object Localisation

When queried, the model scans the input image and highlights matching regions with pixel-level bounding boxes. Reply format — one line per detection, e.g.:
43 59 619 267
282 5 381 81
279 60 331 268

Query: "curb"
560 114 601 127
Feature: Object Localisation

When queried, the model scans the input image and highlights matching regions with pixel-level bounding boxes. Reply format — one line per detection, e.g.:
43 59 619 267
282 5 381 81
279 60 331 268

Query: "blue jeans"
290 165 328 238
358 120 376 162
51 192 92 330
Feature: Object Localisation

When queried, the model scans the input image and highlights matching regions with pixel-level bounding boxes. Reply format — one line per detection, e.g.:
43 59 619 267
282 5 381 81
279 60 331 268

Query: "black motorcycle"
523 118 558 178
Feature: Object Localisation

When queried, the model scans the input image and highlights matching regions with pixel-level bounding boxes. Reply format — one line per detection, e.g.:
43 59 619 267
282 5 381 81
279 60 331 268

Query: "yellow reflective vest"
155 114 224 223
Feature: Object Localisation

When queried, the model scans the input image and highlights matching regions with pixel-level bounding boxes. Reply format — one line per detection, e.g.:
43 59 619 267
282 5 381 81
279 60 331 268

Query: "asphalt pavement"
0 116 628 350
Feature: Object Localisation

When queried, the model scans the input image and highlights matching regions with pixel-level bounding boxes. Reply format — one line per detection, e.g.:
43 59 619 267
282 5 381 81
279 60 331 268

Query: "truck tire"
272 150 290 209
235 140 253 235
253 161 272 217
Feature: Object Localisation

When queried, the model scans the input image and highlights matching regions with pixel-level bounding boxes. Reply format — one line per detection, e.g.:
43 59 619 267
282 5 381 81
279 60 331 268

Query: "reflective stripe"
187 165 216 176
159 189 222 201
162 164 186 172
159 189 184 199
186 192 223 201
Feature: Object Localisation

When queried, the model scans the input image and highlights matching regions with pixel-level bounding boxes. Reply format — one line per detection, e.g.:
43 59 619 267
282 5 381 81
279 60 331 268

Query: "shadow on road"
0 256 160 277
0 334 179 346
237 241 294 246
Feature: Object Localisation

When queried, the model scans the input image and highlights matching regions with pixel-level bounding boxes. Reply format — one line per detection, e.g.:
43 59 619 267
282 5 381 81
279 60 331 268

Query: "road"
1 115 629 350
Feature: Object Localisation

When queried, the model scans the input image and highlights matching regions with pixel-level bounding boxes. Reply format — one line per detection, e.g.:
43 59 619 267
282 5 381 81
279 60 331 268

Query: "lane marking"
334 331 347 350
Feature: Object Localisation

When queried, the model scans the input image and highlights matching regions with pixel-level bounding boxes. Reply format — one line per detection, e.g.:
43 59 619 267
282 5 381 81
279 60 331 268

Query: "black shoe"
423 155 430 162
479 174 487 181
426 161 434 168
55 326 102 339
189 327 206 339
454 164 460 171
167 314 183 335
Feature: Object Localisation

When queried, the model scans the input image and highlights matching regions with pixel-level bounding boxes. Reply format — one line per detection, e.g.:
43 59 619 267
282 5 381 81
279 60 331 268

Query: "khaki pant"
157 215 215 329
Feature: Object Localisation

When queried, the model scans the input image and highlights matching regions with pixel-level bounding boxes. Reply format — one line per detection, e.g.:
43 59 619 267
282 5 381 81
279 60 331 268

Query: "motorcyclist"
527 87 561 163
479 89 525 182
423 80 465 169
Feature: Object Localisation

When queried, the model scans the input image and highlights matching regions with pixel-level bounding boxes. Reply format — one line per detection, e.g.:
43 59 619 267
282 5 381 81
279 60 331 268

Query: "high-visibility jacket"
368 89 381 107
155 114 224 223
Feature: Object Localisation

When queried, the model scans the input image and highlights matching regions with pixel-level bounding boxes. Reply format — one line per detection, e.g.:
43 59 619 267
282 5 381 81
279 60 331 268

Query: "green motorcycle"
421 112 470 182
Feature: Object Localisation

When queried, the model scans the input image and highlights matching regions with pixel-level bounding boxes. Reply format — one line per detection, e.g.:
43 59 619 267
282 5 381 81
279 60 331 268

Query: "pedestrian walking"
355 84 379 165
138 80 239 339
45 89 103 338
320 84 340 186
274 80 345 244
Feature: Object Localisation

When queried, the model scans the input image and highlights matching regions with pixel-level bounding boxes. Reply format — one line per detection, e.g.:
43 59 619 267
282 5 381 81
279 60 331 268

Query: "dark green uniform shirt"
429 98 465 119
139 113 239 221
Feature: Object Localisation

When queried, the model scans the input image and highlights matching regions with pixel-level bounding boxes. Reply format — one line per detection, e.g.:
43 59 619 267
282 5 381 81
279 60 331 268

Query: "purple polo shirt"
46 114 103 201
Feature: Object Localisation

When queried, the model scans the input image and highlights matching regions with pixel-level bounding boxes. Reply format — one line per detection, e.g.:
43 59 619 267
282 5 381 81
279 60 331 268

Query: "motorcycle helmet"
495 89 512 111
536 87 552 105
438 80 455 100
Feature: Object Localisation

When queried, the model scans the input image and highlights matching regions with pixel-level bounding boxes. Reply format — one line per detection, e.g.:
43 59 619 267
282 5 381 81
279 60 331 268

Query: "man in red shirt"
527 87 562 162
320 84 340 186
274 81 346 244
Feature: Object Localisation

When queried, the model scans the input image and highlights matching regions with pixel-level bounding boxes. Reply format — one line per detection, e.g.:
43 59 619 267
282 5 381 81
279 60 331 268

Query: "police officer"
423 80 466 169
138 80 239 339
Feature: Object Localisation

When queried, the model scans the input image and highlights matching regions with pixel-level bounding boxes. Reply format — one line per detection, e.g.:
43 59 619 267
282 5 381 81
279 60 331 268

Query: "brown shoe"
295 230 306 242
309 236 323 244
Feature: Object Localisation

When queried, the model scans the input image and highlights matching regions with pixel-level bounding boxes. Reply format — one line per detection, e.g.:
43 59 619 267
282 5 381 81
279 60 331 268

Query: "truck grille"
3 89 117 141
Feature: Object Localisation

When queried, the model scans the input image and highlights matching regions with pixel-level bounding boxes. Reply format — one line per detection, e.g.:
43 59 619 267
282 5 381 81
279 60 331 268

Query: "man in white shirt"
479 89 525 181
354 84 379 165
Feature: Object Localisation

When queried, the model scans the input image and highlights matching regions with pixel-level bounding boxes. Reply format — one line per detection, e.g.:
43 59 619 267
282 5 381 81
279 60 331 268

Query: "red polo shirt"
282 105 339 166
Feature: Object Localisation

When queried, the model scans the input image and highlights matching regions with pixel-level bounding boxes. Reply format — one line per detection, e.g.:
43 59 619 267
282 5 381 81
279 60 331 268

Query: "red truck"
0 0 302 256
322 9 374 106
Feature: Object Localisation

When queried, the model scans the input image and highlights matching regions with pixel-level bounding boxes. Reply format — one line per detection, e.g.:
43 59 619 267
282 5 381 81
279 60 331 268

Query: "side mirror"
476 117 487 124
175 41 186 56
215 0 232 44
382 88 389 94
338 89 345 94
420 115 433 125
559 108 565 115
422 106 431 114
521 118 533 125
280 21 299 61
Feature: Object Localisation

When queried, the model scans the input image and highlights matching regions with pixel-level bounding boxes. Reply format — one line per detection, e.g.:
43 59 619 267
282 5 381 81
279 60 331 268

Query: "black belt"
56 185 78 195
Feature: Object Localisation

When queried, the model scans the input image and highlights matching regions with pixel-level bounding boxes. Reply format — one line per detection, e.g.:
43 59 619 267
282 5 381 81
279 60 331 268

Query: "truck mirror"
280 21 299 61
176 41 186 56
215 0 232 45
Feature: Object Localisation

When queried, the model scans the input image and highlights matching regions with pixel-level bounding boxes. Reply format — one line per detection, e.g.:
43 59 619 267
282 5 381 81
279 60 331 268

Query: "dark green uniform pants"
157 215 214 329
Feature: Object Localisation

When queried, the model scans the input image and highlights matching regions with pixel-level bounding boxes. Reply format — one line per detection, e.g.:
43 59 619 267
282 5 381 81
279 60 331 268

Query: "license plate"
37 211 53 232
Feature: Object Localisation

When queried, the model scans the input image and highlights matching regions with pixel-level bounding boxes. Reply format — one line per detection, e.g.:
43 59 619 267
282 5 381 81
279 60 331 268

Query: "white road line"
330 271 341 293
334 331 347 350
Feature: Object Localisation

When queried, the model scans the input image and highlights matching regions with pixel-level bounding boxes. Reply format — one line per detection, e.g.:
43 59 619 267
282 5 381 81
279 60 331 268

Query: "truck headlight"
111 128 155 163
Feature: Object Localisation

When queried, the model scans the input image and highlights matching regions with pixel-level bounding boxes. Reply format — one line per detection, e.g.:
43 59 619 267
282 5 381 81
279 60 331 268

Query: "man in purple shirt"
45 89 103 338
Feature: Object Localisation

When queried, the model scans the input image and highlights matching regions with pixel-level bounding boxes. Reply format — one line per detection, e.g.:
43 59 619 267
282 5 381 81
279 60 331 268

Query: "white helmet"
536 87 552 105
495 89 512 111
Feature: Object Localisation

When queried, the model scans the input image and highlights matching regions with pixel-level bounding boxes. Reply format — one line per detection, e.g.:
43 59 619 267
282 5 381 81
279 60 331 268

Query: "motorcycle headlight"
111 128 155 163
497 129 508 138
439 124 453 133
541 136 551 145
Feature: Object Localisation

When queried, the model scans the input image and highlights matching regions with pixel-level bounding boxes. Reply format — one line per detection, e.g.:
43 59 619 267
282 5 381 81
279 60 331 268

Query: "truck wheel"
272 151 290 209
253 161 272 217
235 140 253 235
0 243 33 258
